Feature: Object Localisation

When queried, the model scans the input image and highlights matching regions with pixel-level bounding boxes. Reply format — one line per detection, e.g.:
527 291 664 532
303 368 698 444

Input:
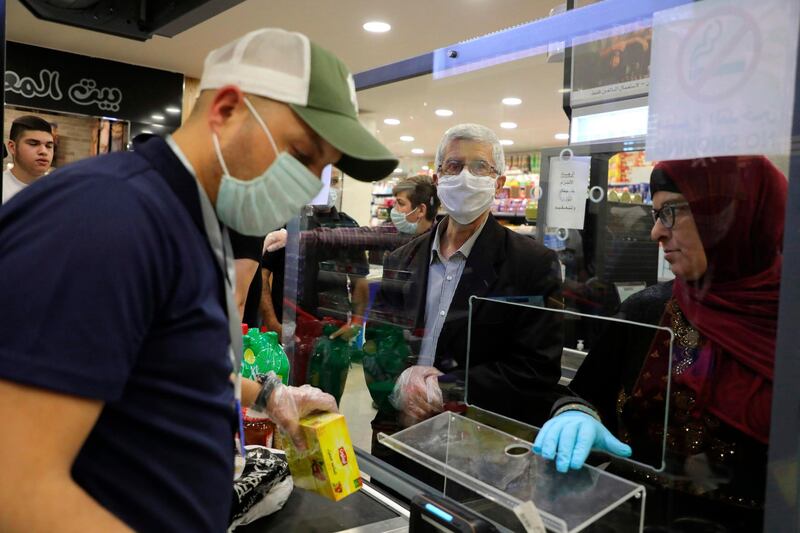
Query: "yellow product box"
283 412 363 501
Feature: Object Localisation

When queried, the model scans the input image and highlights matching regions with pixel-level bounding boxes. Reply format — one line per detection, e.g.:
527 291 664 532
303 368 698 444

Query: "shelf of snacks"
607 150 655 205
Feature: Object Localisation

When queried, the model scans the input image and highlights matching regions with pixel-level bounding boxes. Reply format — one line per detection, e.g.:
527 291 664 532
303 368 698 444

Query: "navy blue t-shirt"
0 137 236 531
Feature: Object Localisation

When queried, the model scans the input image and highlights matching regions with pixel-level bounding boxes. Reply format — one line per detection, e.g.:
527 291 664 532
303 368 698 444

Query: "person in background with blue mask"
390 175 439 236
0 28 397 532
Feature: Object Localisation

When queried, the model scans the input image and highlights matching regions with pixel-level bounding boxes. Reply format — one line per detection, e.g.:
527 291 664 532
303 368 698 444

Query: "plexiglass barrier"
378 411 645 532
466 296 675 472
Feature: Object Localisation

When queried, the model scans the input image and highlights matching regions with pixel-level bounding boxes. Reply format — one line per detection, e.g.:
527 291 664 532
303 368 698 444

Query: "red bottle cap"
241 324 249 335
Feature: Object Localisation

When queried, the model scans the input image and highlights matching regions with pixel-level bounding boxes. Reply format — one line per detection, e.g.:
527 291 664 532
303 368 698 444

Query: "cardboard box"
283 412 362 501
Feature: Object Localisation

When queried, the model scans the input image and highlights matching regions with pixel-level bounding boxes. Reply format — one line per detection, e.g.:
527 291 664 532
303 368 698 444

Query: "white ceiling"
7 0 570 156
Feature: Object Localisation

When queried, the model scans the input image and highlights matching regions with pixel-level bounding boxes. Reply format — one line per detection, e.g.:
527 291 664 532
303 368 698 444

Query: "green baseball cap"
200 28 398 182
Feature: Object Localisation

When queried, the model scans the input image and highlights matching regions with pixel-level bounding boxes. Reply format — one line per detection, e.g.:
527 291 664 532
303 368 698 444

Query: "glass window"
265 1 798 530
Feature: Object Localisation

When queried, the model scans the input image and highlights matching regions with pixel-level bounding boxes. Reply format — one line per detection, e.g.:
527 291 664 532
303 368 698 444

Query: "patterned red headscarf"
655 156 786 443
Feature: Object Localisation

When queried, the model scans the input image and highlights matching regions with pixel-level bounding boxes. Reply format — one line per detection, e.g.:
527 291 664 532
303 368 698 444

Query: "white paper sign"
545 153 591 230
646 0 800 160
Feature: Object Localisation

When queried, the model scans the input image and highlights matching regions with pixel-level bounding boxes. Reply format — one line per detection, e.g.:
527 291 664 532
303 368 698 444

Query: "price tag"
513 500 547 533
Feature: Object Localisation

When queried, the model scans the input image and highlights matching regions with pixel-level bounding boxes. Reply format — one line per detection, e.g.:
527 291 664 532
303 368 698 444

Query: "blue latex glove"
532 411 633 473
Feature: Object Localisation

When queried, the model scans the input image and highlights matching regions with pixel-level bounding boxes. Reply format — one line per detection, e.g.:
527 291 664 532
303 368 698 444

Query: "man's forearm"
259 269 281 331
241 376 261 408
1 473 133 532
351 277 370 326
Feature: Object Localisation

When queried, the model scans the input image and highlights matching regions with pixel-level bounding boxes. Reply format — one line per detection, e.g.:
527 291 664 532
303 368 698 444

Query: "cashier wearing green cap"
0 28 397 532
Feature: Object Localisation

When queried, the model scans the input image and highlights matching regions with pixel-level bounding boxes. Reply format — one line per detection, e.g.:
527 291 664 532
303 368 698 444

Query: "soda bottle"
247 328 275 379
266 331 291 385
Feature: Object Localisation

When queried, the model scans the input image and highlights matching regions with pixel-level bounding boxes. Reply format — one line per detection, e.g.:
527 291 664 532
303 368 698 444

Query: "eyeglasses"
651 202 690 229
438 159 499 177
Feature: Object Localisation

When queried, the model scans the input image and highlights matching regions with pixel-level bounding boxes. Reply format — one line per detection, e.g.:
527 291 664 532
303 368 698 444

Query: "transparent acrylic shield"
466 295 675 472
378 411 645 532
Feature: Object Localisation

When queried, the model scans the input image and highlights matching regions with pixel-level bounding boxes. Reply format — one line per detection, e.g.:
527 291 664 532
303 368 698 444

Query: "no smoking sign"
677 7 762 103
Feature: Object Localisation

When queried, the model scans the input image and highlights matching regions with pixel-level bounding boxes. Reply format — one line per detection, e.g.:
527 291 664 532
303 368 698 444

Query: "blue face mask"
390 206 419 234
213 97 323 236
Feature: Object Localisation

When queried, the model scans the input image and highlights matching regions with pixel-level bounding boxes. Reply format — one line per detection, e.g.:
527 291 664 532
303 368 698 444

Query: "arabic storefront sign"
4 41 183 127
646 0 799 160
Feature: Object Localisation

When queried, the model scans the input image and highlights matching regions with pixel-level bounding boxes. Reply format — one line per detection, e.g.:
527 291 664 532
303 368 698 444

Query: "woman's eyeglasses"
651 202 690 229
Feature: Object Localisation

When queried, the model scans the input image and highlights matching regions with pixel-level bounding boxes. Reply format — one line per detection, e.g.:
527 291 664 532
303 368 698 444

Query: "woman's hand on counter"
532 410 632 473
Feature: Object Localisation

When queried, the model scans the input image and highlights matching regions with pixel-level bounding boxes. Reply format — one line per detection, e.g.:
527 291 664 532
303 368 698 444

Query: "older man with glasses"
370 123 566 437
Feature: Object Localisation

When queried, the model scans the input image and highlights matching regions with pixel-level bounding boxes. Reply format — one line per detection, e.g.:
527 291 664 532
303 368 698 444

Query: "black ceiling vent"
19 0 247 41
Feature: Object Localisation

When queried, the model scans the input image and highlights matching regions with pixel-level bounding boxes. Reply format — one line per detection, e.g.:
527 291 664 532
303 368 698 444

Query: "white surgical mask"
213 97 322 236
390 206 419 234
326 188 340 209
437 169 496 225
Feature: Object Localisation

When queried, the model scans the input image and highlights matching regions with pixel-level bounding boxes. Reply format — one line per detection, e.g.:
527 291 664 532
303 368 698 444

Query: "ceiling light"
500 122 517 129
422 165 430 171
554 133 570 140
400 135 415 142
363 21 391 33
151 114 165 121
557 88 572 94
435 109 453 117
165 106 181 114
383 118 400 125
141 130 153 135
502 97 522 106
499 139 514 146
393 167 403 173
411 148 424 154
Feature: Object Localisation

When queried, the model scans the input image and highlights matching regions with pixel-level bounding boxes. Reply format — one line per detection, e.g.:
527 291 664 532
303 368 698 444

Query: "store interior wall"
340 116 379 226
182 77 201 124
4 106 102 168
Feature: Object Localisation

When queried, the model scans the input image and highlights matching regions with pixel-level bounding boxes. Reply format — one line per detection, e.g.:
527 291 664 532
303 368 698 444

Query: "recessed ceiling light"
557 88 572 94
165 106 181 114
500 122 517 129
502 97 522 106
411 148 424 154
393 167 403 173
499 139 514 146
141 130 153 135
151 114 165 121
152 123 165 128
400 135 415 142
554 133 570 140
435 109 453 117
422 165 430 171
363 21 391 33
383 118 400 125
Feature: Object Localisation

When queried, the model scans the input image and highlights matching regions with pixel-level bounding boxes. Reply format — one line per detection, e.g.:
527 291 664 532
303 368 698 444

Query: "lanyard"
165 136 243 402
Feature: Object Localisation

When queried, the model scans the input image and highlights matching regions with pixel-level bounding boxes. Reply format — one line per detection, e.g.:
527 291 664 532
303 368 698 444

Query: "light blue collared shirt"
418 216 488 367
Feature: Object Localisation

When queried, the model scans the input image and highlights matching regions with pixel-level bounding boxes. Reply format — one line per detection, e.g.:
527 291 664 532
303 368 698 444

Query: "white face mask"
437 169 496 225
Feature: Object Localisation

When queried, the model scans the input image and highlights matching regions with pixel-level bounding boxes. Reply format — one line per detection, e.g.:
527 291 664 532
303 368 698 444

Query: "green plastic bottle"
241 326 256 380
265 331 290 385
247 328 274 378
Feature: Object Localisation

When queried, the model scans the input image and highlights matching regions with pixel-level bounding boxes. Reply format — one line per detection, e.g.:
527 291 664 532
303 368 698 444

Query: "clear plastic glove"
266 381 338 451
263 228 288 253
329 323 361 342
389 365 443 426
532 410 632 473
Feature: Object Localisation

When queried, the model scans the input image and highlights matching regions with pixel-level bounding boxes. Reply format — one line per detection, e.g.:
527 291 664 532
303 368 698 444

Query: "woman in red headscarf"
534 156 787 531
